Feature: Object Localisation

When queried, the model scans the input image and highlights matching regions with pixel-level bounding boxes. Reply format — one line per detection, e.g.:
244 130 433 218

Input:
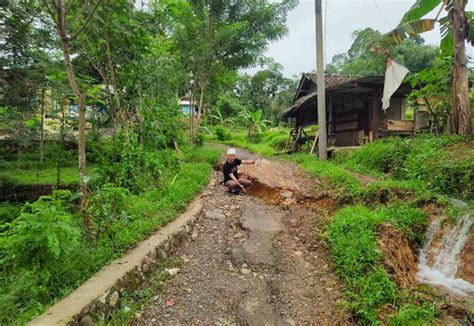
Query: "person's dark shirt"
223 158 241 182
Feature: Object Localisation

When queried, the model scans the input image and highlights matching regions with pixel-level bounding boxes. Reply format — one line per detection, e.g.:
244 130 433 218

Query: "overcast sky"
246 0 461 77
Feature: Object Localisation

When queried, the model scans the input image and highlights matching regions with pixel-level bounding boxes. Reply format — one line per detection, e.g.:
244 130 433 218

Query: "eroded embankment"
237 156 474 324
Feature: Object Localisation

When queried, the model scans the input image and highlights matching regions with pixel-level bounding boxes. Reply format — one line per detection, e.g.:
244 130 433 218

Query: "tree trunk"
39 89 45 167
196 80 206 136
56 0 89 223
189 80 195 137
451 0 472 135
104 31 124 133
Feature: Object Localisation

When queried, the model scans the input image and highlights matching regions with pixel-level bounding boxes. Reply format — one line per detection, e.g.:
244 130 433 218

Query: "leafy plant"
406 56 453 133
215 126 232 141
0 193 81 281
210 106 236 127
87 184 129 241
240 108 270 138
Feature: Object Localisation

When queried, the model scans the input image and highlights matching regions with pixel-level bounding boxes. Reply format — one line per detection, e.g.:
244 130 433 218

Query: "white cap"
227 148 236 155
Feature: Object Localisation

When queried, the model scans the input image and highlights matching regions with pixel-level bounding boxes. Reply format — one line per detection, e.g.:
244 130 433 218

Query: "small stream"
417 199 474 297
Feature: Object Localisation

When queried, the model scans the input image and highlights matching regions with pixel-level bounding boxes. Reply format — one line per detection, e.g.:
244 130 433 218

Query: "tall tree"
167 0 297 136
326 28 439 75
43 0 102 219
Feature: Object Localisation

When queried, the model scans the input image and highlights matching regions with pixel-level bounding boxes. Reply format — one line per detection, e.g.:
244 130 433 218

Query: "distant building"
179 97 198 116
282 73 426 148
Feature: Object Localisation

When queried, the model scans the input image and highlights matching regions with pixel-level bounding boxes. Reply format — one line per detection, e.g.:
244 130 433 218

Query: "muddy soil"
135 149 351 325
0 184 77 202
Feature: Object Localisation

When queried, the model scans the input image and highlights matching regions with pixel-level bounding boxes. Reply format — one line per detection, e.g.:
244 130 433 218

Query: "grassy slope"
208 128 472 324
0 144 224 324
0 165 99 185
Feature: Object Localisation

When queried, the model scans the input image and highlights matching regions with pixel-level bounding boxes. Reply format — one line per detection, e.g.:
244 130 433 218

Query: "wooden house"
282 73 424 148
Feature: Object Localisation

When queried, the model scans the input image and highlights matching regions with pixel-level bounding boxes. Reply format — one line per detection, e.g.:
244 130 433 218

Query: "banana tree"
209 107 236 127
387 0 473 135
240 108 270 138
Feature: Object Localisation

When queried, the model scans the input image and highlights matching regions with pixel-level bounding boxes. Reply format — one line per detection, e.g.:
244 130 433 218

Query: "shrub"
334 137 410 176
0 195 81 280
215 126 232 141
95 137 179 192
192 133 205 147
0 203 20 224
403 136 474 199
88 185 130 240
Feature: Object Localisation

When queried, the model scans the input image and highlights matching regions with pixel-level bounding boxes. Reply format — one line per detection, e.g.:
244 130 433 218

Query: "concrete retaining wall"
29 184 209 326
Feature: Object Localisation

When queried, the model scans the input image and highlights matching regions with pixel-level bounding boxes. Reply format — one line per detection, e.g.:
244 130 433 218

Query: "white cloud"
246 0 448 77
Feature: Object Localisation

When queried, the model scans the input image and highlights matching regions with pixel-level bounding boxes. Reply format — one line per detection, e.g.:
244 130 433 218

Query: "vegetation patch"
328 204 438 324
0 144 223 325
100 257 183 324
334 135 474 200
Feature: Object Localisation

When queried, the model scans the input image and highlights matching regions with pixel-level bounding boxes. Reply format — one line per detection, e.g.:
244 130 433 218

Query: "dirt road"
136 149 351 325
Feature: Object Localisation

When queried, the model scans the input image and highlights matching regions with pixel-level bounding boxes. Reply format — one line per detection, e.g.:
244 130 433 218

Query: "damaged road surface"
136 149 351 325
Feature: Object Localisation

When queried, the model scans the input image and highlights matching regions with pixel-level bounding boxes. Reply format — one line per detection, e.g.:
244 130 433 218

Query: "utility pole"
315 0 327 160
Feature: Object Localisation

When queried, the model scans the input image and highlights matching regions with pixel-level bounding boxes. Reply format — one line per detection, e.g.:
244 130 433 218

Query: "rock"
165 268 180 276
294 251 303 257
79 315 94 326
205 209 225 220
280 190 293 198
231 247 246 265
288 218 298 227
157 249 168 260
108 290 120 307
240 268 251 275
191 232 198 240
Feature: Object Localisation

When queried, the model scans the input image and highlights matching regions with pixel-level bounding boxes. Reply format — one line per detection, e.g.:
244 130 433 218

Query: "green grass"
0 144 224 325
333 135 474 200
0 165 98 185
328 205 437 324
205 126 290 157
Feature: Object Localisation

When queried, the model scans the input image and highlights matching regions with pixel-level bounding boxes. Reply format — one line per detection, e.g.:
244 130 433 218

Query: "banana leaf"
401 0 444 23
387 19 436 44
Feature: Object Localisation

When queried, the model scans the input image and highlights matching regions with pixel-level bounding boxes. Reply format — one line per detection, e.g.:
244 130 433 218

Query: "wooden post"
371 90 380 139
309 131 319 154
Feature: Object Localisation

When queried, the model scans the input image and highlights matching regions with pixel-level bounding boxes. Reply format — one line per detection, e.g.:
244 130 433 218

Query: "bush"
334 137 410 176
333 135 474 200
88 185 130 240
215 126 232 141
192 133 205 147
0 203 20 224
94 136 179 193
0 193 81 280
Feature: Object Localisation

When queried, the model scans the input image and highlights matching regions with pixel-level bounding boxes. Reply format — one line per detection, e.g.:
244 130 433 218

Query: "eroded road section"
137 149 350 325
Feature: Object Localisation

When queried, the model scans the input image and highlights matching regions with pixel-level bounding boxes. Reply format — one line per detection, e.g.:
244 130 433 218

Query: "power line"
372 0 391 29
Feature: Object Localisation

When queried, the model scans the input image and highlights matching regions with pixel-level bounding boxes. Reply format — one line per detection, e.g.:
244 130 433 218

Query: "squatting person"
223 148 255 193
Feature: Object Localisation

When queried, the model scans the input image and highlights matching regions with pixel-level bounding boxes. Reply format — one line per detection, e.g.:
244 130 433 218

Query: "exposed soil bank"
0 184 77 202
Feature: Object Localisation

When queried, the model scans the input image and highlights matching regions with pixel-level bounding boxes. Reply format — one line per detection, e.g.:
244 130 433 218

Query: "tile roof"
305 73 359 89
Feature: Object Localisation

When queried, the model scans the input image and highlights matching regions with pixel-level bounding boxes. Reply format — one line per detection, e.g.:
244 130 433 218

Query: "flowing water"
417 199 474 296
